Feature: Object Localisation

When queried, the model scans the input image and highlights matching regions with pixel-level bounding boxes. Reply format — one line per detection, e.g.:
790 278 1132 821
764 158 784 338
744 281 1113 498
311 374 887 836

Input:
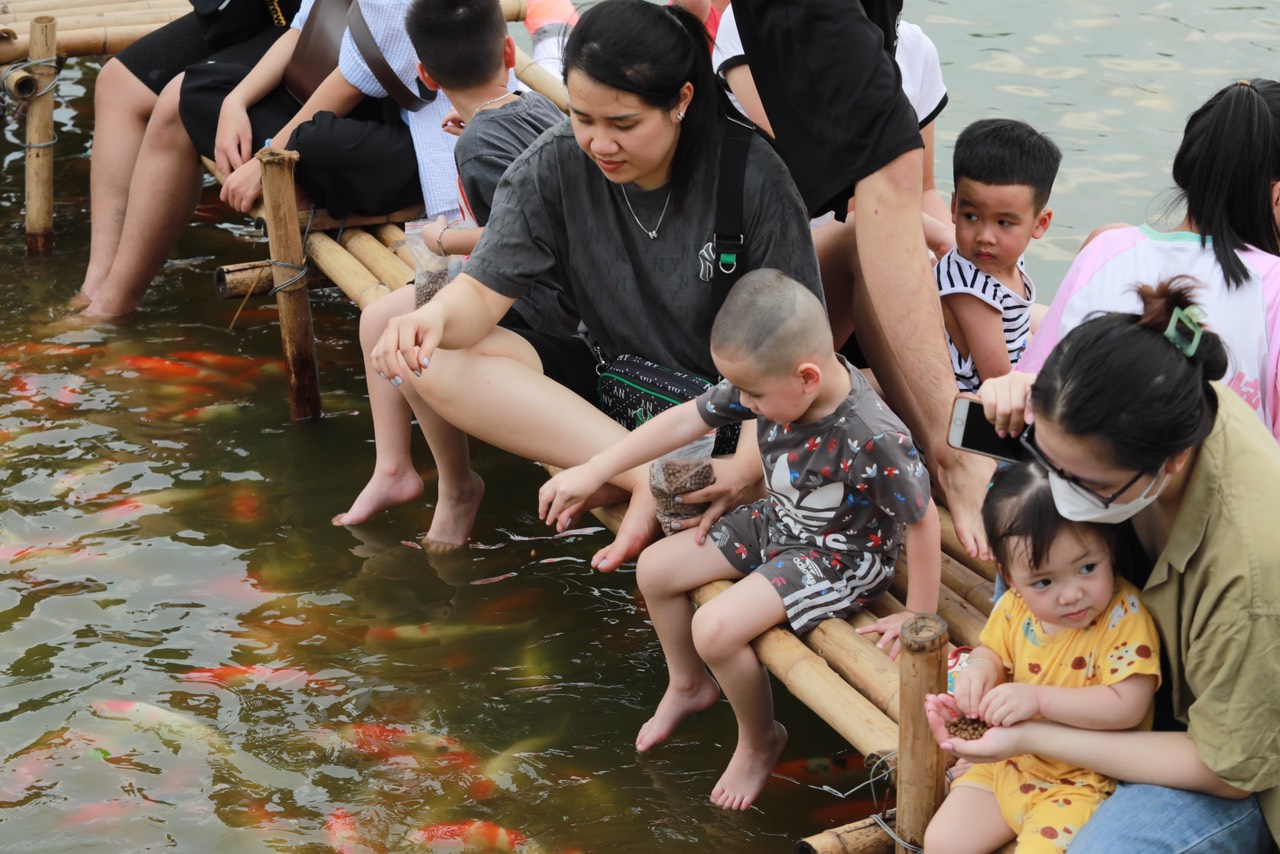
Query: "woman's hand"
924 693 1024 762
670 454 763 544
371 303 445 385
221 159 264 213
214 97 254 178
854 611 912 660
977 371 1038 438
979 683 1041 727
538 463 606 531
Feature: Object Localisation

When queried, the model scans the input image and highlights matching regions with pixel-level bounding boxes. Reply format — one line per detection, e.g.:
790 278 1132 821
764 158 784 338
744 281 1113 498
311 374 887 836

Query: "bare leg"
848 150 994 558
691 573 789 810
407 332 658 567
83 74 203 317
922 786 1014 854
334 288 428 526
80 59 159 301
632 530 740 752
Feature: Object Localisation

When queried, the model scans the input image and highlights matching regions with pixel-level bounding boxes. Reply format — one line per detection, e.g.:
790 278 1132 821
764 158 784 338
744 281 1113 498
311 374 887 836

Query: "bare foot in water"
710 721 788 811
332 468 425 526
592 487 661 572
635 675 721 753
423 471 485 551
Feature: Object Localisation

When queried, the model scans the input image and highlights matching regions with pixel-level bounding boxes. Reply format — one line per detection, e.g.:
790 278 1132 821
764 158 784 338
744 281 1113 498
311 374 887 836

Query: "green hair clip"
1163 305 1207 358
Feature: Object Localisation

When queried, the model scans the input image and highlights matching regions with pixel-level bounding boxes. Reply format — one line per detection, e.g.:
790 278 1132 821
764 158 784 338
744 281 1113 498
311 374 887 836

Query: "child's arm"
854 498 942 659
538 400 712 530
221 68 368 213
947 294 1017 382
979 672 1158 731
214 27 302 177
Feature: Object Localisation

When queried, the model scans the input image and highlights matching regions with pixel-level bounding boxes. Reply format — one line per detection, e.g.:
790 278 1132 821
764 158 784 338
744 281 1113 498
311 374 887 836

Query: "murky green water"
1 4 1276 852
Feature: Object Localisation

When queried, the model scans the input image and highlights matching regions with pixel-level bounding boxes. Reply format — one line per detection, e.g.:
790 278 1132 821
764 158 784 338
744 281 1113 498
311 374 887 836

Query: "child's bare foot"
422 472 485 551
635 675 720 752
710 721 788 811
332 468 425 526
592 488 660 572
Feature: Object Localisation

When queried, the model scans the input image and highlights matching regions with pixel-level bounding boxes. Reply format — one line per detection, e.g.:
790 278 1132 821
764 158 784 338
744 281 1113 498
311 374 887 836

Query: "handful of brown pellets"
650 458 716 537
945 717 991 740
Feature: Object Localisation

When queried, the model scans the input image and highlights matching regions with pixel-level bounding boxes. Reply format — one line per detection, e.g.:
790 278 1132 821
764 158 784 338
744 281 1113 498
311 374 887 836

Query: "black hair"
406 0 508 91
562 0 728 210
1032 277 1228 473
1172 78 1280 288
983 463 1120 577
953 118 1062 211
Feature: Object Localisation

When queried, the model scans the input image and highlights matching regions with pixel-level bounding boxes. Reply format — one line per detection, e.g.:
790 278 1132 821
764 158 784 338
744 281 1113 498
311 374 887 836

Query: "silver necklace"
621 185 672 240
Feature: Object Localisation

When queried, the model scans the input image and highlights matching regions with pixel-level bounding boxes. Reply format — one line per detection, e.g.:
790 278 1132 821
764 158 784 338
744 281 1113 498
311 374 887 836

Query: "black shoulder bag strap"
347 0 434 112
711 119 755 306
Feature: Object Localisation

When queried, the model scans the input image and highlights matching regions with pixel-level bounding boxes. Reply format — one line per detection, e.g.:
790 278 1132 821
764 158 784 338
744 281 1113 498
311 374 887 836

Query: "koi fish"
179 665 342 692
408 819 527 851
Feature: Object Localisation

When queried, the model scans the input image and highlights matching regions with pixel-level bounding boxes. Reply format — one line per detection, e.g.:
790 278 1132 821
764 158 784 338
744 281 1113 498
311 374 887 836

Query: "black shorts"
179 63 415 218
114 13 288 96
731 0 922 218
498 312 599 405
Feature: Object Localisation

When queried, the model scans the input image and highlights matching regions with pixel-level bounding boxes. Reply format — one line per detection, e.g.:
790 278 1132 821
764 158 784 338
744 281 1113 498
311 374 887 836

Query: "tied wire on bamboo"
256 147 321 421
22 16 55 255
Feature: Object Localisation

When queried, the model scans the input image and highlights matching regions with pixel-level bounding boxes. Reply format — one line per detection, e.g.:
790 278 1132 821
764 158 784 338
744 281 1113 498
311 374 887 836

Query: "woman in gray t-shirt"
371 0 820 570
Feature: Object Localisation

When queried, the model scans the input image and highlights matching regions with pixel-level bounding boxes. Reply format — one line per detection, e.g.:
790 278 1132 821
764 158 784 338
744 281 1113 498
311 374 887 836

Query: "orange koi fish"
408 819 527 851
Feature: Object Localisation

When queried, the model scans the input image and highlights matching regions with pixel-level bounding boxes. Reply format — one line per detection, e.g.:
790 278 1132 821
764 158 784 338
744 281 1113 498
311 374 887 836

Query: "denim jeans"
1070 782 1272 853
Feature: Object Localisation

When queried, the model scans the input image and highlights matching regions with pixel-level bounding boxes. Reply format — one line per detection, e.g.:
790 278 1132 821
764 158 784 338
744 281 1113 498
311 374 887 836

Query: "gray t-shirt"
696 357 932 558
464 123 822 379
456 92 567 226
454 92 577 337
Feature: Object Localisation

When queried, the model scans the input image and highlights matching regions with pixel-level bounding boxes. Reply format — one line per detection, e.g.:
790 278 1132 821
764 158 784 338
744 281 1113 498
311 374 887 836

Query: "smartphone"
947 397 1030 464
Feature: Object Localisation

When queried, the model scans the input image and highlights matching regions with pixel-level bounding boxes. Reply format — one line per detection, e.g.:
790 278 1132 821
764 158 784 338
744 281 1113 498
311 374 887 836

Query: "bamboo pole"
896 614 948 854
794 811 895 854
690 580 899 763
304 232 390 310
371 223 415 268
939 506 998 582
337 228 414 291
513 45 568 112
19 10 183 33
3 64 34 98
500 0 527 22
888 565 986 649
0 23 163 64
2 0 186 17
214 260 333 300
23 16 54 255
257 147 321 421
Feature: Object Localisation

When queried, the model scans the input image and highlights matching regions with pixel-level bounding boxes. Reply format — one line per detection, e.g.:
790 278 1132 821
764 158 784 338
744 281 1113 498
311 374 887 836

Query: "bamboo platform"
561 480 1007 854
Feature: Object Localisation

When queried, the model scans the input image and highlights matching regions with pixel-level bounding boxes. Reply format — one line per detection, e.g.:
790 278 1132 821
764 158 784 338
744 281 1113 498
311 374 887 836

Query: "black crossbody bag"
597 119 755 456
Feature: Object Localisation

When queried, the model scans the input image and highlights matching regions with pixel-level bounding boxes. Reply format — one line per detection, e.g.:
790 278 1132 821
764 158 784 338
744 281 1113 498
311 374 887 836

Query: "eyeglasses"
1018 423 1148 508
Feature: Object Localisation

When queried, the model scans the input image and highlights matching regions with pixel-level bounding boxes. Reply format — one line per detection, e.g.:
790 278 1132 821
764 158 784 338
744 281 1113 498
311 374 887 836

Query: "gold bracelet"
435 224 451 257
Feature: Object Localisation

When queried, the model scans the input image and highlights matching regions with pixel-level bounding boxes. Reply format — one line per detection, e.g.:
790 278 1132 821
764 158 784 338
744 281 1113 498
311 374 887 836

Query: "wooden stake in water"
24 16 56 256
896 613 949 854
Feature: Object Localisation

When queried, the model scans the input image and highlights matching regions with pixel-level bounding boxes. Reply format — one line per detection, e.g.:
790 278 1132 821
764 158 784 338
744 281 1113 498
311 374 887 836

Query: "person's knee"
96 58 157 119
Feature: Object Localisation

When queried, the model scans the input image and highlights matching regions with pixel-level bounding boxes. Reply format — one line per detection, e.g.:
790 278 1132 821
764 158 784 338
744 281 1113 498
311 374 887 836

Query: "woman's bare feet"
635 675 720 753
332 467 426 526
710 721 788 811
422 471 485 551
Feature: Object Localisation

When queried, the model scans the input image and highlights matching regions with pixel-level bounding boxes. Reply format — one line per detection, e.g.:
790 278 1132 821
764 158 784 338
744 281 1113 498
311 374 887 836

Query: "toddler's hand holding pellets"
650 458 716 536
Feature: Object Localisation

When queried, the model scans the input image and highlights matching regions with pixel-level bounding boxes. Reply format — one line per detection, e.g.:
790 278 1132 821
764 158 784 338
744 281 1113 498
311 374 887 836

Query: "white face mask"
1048 469 1169 524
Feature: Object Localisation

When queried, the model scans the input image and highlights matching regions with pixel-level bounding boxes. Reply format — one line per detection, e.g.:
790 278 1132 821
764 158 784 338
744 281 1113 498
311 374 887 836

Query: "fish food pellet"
945 717 991 740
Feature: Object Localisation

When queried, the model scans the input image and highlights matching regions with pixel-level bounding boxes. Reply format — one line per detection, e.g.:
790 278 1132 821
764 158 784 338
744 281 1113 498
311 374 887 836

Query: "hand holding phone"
948 397 1030 464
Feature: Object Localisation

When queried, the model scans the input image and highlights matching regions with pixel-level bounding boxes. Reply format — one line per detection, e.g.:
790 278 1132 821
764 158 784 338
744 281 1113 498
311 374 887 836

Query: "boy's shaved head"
710 269 832 376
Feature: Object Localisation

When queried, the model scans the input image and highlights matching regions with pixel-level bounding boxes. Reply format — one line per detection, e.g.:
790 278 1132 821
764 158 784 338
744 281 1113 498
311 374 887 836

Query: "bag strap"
346 0 433 112
711 119 755 305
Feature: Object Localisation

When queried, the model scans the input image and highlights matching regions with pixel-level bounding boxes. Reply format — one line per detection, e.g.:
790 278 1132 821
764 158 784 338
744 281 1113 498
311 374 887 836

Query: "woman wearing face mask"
933 277 1280 852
